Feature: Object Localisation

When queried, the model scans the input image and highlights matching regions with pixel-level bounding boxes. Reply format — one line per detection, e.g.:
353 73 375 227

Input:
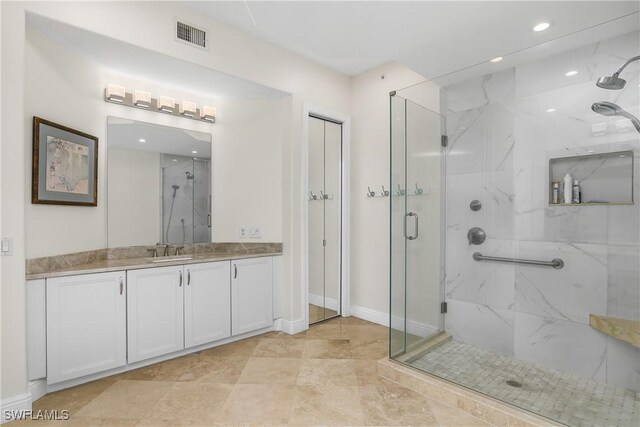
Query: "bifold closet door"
323 121 342 319
308 116 342 324
308 117 326 324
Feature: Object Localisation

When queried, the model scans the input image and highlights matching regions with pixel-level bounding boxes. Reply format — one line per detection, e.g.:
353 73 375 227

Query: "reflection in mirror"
107 117 212 247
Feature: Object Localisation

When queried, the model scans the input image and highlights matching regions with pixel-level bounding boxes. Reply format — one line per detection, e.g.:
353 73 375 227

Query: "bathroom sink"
150 256 193 263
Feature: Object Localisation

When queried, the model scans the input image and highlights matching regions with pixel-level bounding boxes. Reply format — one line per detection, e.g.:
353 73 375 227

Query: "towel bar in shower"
473 252 564 269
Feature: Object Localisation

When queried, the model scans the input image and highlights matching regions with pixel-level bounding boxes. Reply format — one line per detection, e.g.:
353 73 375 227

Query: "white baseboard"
280 318 307 335
350 305 438 338
1 392 32 424
308 293 339 311
28 380 47 403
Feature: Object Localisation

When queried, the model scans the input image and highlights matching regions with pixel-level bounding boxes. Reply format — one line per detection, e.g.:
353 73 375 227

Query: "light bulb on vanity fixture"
180 101 197 117
106 84 125 102
133 90 151 108
201 106 216 122
158 96 175 113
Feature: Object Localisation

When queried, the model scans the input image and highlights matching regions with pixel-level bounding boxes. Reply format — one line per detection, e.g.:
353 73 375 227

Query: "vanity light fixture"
490 57 503 63
133 90 151 108
106 84 126 103
201 106 216 122
104 87 215 124
533 22 551 32
181 101 197 117
565 70 578 77
158 96 176 113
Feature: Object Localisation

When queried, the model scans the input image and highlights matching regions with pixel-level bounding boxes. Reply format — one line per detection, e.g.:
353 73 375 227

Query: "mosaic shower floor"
409 340 640 427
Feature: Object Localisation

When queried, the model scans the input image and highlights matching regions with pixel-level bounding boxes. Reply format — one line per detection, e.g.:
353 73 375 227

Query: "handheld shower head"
596 75 626 90
592 101 640 133
171 184 180 197
596 55 639 90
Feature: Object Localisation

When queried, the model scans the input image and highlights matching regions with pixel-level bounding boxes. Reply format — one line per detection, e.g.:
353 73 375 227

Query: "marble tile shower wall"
443 31 640 392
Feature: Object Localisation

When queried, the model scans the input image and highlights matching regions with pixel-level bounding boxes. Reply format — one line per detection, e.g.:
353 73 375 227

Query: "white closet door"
308 116 326 323
324 120 342 317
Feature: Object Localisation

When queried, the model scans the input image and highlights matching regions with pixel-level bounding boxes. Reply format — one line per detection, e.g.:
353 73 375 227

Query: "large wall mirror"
107 117 212 247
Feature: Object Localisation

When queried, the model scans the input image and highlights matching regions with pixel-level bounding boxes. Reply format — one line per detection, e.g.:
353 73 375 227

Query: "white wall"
350 62 436 320
108 148 160 247
2 0 351 404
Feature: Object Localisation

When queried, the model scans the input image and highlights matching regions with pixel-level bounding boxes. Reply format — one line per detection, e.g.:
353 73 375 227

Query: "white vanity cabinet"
231 257 274 335
46 271 127 384
184 261 232 348
126 266 185 363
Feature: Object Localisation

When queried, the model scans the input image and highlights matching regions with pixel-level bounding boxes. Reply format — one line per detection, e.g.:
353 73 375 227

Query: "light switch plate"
249 226 262 238
239 227 248 238
1 238 13 256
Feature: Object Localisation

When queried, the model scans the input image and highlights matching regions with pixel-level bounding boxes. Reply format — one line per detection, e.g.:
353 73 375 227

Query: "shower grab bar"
473 252 564 269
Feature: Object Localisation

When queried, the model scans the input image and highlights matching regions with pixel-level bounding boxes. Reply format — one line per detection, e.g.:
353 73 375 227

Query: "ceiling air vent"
176 21 207 49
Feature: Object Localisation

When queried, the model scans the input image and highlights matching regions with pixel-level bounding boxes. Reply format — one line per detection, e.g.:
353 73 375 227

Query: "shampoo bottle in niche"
563 173 573 204
552 181 560 204
572 180 581 204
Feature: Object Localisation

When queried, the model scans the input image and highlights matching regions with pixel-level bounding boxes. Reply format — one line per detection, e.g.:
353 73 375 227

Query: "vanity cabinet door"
127 266 184 363
46 271 127 384
184 261 231 348
231 257 274 336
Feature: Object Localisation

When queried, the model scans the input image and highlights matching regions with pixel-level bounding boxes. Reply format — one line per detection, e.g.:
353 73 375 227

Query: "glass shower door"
390 94 445 358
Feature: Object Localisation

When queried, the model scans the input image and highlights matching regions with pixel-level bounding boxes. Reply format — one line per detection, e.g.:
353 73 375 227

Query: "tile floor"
410 340 640 427
14 317 487 426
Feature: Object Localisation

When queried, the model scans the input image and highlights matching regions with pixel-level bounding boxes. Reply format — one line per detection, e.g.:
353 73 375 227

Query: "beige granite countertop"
26 252 282 281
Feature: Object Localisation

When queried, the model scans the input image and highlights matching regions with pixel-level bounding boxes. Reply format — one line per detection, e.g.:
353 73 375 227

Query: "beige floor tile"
302 338 353 359
195 336 260 358
345 324 389 342
32 377 118 414
253 337 306 358
355 359 397 386
237 357 301 385
290 385 364 426
192 355 249 384
140 382 233 423
120 354 202 382
75 380 173 419
297 359 359 386
218 384 295 425
350 338 389 359
427 398 490 426
303 323 349 340
359 384 439 426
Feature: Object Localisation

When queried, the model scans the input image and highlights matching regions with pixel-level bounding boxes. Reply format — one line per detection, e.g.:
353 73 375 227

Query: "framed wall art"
32 117 98 206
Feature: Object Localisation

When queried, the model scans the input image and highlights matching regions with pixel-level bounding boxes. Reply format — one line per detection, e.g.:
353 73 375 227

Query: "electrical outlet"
249 226 262 238
239 227 248 238
1 238 13 256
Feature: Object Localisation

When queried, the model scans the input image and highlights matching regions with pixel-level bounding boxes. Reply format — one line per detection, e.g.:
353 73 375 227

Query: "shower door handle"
207 213 211 228
404 212 419 240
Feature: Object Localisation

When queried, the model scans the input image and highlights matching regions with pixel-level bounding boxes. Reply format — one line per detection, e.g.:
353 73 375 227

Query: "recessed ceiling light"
587 150 594 153
138 138 146 143
191 150 198 154
565 70 578 77
490 56 503 63
546 108 556 113
533 22 551 32
172 159 178 162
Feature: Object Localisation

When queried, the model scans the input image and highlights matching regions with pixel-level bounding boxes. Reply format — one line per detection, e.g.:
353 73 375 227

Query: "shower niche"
548 150 634 205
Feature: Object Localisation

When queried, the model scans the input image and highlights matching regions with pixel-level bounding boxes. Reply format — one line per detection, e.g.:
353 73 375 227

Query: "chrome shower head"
592 101 640 133
596 55 639 90
596 75 626 90
185 172 194 180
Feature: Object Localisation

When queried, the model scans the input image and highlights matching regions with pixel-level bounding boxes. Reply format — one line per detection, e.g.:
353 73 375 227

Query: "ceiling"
26 13 288 100
187 1 640 78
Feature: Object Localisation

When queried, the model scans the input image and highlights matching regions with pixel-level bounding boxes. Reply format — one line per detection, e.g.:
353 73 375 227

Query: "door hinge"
441 135 448 147
323 239 327 247
440 301 448 314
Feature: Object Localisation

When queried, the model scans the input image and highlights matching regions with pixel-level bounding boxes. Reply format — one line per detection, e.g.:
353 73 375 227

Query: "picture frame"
32 117 99 206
